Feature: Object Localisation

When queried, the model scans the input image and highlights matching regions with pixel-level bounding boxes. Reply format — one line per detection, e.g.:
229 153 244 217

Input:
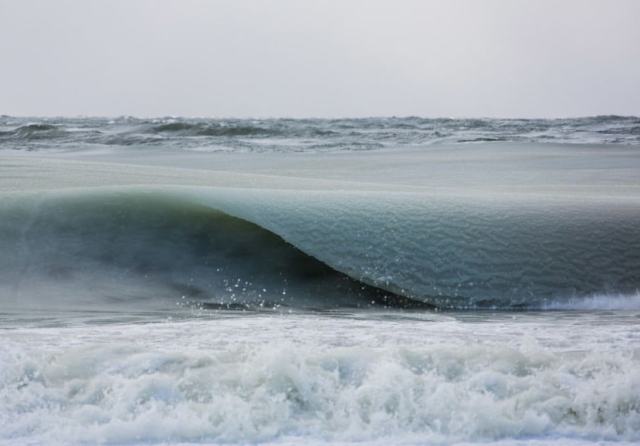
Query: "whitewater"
0 116 639 445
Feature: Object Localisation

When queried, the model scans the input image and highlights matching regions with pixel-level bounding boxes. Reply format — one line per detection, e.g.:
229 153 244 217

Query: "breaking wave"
2 319 639 445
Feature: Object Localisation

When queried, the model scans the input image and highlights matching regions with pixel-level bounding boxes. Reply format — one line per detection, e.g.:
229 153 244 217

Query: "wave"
0 190 423 311
457 137 509 143
1 186 639 310
150 122 276 137
0 123 68 141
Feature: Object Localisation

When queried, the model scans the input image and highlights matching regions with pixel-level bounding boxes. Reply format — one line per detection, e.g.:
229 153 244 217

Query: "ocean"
1 116 639 445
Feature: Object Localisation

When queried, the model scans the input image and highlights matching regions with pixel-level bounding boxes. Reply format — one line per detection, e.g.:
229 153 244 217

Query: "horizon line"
2 113 639 121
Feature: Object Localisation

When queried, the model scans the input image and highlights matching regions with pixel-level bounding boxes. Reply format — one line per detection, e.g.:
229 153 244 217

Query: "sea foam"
1 315 639 445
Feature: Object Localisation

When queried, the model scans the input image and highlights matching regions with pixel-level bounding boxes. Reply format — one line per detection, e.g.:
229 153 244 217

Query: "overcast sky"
1 0 639 118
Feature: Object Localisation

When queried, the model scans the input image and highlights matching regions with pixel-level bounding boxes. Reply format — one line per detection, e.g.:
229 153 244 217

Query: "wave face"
202 190 640 309
1 186 639 310
1 115 639 152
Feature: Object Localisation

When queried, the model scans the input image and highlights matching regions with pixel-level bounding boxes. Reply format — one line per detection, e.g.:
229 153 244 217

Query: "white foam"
1 313 639 445
542 292 640 310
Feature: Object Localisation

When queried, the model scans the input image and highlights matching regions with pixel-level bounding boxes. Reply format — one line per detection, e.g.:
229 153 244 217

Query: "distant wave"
1 115 639 152
0 123 68 141
150 122 276 137
457 137 509 143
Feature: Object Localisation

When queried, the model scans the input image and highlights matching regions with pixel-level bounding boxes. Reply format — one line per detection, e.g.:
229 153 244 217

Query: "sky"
1 0 639 118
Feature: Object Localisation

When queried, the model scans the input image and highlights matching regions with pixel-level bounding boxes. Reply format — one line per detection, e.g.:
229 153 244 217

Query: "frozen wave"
1 142 639 310
1 185 638 310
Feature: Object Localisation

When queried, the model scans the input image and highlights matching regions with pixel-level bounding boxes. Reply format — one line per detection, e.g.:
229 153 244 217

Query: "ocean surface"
1 116 639 445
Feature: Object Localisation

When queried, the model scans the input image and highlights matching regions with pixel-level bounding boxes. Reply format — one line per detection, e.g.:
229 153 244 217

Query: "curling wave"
1 186 639 311
0 190 421 311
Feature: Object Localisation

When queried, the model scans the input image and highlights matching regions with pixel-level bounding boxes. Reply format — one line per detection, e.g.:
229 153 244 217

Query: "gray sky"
1 0 639 118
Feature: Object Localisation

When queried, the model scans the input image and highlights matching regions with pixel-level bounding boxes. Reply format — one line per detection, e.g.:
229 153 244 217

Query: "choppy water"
1 116 639 445
2 115 640 153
